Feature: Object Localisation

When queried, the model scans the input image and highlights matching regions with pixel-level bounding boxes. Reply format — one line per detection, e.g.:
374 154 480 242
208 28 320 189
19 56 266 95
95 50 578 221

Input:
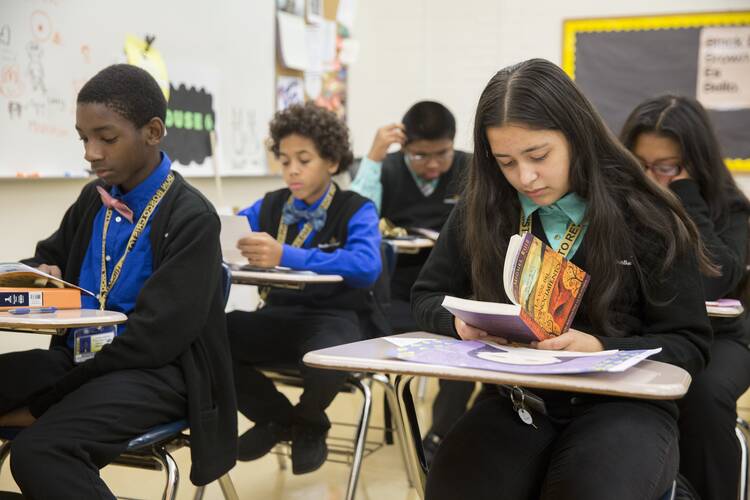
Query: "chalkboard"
0 0 275 178
563 12 750 172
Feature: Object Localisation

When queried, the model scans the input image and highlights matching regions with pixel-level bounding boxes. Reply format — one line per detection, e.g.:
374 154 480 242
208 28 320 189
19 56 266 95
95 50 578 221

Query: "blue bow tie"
282 202 328 231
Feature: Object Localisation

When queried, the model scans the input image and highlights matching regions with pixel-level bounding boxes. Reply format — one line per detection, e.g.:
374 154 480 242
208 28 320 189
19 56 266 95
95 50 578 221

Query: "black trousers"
0 347 187 500
678 336 750 500
227 305 362 430
426 394 678 500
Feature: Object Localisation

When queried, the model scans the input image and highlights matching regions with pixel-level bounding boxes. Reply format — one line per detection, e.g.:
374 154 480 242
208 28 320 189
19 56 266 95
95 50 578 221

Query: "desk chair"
0 263 237 500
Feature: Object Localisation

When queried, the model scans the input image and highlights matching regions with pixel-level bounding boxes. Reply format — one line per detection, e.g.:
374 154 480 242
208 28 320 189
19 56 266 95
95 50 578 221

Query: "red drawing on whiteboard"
0 65 25 99
30 11 53 43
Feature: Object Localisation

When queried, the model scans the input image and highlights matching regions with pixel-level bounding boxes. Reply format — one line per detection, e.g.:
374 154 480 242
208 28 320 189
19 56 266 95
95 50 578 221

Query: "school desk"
0 309 127 335
303 331 692 498
384 238 435 255
230 269 343 289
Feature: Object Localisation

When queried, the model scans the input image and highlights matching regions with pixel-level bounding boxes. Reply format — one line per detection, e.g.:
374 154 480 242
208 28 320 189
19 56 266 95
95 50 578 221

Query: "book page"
0 263 95 296
220 215 253 266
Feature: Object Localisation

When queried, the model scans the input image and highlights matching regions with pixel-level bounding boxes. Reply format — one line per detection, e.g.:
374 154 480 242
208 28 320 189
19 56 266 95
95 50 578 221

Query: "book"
388 337 660 375
0 263 95 310
0 287 82 310
442 232 590 343
706 299 744 318
219 214 253 267
408 227 440 241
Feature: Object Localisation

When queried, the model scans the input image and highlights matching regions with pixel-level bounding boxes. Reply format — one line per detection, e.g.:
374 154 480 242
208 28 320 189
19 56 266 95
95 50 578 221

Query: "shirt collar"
110 152 172 215
518 191 587 225
291 182 332 211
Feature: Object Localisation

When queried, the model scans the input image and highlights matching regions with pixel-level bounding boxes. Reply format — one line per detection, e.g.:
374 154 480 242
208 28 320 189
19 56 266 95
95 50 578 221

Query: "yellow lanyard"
519 211 583 259
259 184 337 302
98 172 175 310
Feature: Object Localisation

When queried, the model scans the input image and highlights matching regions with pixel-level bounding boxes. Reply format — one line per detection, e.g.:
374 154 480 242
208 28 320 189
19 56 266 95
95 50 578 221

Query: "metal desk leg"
372 374 414 488
393 375 428 499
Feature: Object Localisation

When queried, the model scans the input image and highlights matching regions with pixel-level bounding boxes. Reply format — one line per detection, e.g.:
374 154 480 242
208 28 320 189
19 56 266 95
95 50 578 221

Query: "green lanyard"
98 172 174 309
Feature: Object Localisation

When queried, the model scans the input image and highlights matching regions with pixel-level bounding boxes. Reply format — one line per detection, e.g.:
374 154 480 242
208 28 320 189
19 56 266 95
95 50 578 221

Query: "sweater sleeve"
596 248 712 377
411 208 471 338
21 183 97 272
28 210 224 416
669 179 748 300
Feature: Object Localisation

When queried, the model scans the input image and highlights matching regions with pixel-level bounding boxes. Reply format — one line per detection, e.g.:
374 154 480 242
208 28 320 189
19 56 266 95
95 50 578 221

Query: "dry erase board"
0 0 275 178
563 12 750 172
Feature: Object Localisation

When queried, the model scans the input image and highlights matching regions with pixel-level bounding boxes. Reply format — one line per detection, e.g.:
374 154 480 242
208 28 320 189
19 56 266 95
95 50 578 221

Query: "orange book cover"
0 287 82 310
512 233 590 338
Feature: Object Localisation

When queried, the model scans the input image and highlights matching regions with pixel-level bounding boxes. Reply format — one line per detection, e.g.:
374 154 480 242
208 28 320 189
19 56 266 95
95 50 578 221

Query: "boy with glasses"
350 101 472 463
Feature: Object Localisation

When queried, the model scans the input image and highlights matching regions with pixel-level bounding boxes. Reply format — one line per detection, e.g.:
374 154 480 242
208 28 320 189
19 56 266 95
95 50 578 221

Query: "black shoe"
421 431 442 467
291 425 328 474
237 421 291 461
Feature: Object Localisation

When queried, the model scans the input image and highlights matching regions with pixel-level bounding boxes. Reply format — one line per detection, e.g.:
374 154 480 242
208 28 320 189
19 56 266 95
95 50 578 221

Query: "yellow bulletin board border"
562 11 750 172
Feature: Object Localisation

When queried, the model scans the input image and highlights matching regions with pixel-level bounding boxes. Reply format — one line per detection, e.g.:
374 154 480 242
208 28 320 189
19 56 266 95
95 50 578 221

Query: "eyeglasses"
405 149 454 164
641 161 682 177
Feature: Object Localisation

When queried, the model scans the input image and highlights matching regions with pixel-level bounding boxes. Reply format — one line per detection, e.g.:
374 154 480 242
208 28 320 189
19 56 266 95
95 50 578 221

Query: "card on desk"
219 215 253 267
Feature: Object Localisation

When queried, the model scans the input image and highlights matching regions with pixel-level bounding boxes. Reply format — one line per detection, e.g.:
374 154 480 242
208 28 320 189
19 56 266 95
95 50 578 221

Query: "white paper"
339 38 360 65
697 26 750 110
219 215 253 266
383 336 429 348
336 0 357 32
304 71 323 99
277 11 309 71
481 340 619 358
277 76 305 111
306 23 325 73
321 20 338 70
306 0 323 24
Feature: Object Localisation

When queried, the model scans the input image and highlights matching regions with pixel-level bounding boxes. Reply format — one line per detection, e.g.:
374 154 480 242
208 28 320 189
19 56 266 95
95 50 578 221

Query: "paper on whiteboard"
220 215 252 266
697 27 750 111
277 11 309 71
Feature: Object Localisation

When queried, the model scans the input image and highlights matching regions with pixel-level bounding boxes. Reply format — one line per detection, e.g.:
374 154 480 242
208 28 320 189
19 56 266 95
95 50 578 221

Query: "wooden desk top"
230 269 343 286
0 309 127 333
304 332 691 400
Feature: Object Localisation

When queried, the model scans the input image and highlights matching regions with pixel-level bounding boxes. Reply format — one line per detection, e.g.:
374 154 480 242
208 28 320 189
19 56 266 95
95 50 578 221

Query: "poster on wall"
696 26 750 111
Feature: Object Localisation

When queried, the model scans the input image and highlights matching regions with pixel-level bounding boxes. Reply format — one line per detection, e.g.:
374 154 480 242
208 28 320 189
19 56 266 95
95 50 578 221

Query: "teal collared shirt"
519 192 588 258
350 156 439 213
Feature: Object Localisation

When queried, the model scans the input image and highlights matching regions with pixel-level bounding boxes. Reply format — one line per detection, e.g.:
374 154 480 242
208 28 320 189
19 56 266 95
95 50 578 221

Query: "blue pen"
7 307 57 315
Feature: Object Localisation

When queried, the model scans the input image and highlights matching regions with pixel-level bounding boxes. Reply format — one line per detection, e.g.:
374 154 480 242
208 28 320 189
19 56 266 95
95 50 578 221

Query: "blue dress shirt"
70 152 172 347
238 184 382 288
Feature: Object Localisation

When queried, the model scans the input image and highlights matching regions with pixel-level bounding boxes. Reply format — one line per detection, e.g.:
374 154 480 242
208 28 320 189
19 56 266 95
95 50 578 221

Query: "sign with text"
697 26 750 110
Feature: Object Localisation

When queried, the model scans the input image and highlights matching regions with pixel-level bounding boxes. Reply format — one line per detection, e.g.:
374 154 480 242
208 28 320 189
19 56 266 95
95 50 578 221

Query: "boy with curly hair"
226 103 383 474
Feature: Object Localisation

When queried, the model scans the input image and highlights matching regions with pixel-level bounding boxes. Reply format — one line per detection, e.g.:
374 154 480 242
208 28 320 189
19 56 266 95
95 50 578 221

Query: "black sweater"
670 179 750 343
22 172 237 486
411 205 712 380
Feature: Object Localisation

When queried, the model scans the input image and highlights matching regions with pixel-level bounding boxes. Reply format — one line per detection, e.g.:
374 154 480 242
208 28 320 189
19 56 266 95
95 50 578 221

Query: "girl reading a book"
411 59 714 500
621 95 750 500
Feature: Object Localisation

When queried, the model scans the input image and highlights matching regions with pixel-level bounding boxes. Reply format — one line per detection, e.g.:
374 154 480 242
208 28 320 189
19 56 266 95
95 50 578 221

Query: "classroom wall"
3 0 750 264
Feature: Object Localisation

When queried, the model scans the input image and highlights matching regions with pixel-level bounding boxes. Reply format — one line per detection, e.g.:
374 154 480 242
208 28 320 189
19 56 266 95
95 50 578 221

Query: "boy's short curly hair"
269 103 354 174
77 64 166 128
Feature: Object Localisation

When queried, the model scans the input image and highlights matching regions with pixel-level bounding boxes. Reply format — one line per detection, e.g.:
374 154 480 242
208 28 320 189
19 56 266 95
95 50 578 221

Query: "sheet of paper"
277 11 309 71
336 0 357 32
219 215 252 266
383 336 429 348
277 76 305 111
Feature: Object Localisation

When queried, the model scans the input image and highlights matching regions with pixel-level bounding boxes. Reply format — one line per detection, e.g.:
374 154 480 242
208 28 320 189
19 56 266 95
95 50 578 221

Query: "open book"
442 233 590 343
0 263 95 310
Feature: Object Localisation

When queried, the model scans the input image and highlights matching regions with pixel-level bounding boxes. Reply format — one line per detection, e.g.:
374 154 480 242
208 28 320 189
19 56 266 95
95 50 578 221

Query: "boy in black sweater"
0 65 236 499
350 101 472 462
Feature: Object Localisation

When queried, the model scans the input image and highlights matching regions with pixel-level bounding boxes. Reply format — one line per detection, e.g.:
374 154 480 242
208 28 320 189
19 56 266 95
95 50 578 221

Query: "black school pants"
227 305 362 430
425 393 678 500
0 346 187 500
678 336 750 500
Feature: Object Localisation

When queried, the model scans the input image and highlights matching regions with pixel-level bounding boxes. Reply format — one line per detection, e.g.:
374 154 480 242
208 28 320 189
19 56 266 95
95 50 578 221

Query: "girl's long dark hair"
463 59 715 338
621 94 750 303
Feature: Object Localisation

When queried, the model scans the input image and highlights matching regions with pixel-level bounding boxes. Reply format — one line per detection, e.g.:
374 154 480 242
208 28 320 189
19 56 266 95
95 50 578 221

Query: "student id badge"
73 326 116 363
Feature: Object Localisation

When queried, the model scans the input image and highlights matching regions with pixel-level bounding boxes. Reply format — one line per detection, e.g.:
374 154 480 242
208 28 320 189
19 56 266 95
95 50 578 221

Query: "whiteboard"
0 0 275 178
